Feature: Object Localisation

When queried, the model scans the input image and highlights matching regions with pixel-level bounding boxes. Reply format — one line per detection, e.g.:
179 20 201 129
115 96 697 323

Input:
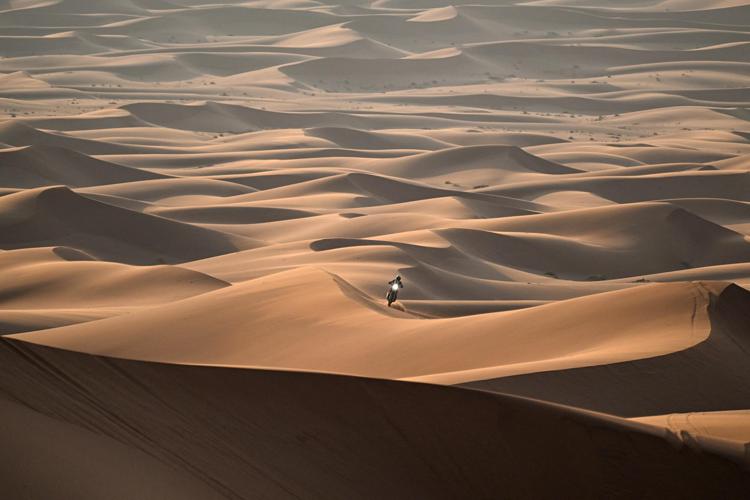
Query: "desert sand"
1 0 749 497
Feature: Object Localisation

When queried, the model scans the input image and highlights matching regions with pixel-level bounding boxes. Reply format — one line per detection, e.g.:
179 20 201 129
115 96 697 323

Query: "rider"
389 275 403 290
387 275 403 306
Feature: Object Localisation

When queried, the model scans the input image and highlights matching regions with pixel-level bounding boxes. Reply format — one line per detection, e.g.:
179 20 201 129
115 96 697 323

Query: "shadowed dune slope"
0 145 167 188
0 121 141 155
463 283 750 417
304 126 450 150
0 395 224 500
0 247 229 309
301 201 750 283
450 202 750 279
0 186 257 264
0 338 748 500
367 144 580 184
0 246 229 335
486 171 750 204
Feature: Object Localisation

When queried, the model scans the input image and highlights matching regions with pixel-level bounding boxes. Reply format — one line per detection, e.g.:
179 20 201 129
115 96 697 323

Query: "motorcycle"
386 282 399 307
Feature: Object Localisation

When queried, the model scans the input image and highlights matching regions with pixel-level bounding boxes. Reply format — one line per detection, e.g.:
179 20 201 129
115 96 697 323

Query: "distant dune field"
1 0 749 498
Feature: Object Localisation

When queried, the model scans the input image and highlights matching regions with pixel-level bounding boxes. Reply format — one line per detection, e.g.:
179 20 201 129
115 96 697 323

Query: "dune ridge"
0 338 748 499
12 269 738 388
463 283 750 416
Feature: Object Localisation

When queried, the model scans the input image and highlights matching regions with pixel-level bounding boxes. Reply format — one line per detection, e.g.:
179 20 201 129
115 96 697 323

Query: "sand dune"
235 171 547 214
118 101 524 133
486 170 750 203
0 245 227 334
0 120 131 154
0 246 228 309
0 120 142 154
305 126 449 150
0 144 166 188
15 110 149 135
0 338 748 499
81 177 256 203
1 0 749 495
0 186 256 264
634 409 750 444
0 308 126 336
464 283 750 416
364 144 580 185
461 202 750 276
14 269 735 386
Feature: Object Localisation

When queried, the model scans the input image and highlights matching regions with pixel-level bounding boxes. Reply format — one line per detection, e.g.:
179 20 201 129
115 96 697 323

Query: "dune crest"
13 268 736 386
